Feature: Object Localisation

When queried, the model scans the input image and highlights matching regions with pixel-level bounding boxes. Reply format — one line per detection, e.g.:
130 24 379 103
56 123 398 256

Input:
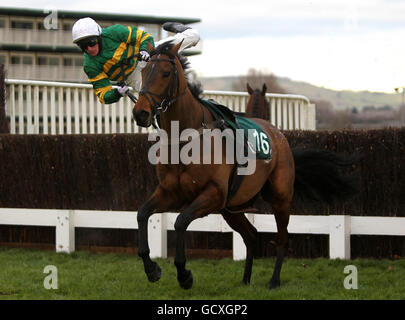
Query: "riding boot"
163 22 191 34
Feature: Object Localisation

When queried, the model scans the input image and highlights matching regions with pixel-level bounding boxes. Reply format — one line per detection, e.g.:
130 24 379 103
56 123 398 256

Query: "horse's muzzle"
133 109 151 128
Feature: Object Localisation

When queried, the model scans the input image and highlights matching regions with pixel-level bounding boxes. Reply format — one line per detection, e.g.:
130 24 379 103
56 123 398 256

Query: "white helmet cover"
72 17 102 43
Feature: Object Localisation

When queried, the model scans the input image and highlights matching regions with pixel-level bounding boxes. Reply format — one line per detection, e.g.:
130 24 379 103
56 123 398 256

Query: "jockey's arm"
125 25 155 55
85 68 121 104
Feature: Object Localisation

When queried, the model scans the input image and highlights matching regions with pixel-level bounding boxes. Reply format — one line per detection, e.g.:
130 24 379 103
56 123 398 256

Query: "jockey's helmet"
72 17 102 43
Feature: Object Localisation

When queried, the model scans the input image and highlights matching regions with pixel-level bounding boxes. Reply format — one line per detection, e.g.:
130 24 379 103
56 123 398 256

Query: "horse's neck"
265 102 270 120
160 90 208 135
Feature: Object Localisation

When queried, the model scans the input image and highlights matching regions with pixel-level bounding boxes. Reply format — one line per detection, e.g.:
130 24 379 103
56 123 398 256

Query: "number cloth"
201 99 272 160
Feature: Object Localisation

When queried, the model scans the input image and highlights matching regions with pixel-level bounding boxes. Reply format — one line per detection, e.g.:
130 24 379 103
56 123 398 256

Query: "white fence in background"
1 208 404 260
4 79 316 135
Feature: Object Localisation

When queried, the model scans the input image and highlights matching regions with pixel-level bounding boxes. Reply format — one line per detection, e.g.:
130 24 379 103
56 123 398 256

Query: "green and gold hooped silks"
83 24 154 104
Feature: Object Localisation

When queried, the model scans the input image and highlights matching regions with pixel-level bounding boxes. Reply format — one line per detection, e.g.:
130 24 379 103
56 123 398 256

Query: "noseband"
138 51 187 126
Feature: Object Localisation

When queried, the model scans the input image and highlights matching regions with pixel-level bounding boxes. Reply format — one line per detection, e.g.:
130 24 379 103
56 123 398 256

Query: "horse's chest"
158 166 204 200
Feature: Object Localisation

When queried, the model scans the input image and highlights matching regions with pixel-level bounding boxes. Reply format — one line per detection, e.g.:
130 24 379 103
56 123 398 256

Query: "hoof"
146 262 162 283
269 277 280 290
178 270 193 290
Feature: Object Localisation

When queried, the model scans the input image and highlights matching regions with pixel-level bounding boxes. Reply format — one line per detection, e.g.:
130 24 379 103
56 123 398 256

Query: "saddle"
200 99 272 213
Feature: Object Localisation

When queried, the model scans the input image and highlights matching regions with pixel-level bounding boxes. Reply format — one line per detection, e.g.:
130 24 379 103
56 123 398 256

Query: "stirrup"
163 22 191 33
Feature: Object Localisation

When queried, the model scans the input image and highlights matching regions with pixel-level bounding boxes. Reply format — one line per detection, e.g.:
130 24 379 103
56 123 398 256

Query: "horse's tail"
292 147 361 204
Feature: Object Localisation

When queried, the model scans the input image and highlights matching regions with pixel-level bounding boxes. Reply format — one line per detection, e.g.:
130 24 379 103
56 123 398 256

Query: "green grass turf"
0 248 404 300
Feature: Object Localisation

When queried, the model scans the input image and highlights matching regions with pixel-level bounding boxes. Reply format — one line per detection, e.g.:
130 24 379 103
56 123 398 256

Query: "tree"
232 68 286 93
311 99 334 126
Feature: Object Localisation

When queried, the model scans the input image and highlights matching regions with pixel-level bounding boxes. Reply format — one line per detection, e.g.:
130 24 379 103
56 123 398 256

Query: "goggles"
76 37 99 51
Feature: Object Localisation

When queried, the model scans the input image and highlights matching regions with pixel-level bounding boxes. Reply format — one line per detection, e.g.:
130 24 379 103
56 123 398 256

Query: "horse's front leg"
174 183 224 289
137 186 180 283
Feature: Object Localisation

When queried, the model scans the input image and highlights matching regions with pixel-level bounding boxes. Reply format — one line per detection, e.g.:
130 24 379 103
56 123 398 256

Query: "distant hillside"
199 76 402 111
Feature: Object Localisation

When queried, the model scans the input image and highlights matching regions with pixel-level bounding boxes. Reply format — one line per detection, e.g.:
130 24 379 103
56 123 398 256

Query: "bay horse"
132 41 359 290
246 83 270 120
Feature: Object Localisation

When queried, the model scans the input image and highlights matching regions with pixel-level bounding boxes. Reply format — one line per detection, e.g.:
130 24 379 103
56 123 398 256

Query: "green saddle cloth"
201 99 271 160
235 116 271 160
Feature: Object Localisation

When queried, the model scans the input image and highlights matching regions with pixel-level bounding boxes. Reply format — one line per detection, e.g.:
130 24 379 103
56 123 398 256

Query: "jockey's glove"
139 50 150 62
117 85 129 96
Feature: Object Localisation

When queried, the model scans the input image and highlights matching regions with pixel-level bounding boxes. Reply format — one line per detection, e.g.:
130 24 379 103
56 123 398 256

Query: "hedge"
0 128 404 258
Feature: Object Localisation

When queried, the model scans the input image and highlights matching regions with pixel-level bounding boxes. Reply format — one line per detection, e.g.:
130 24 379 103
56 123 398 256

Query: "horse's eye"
162 71 170 78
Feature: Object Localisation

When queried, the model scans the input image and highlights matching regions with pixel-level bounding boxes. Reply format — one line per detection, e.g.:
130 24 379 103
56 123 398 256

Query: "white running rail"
4 79 316 134
0 208 404 260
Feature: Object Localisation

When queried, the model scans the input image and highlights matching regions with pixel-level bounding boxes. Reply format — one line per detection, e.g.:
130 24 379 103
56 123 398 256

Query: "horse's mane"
153 41 203 99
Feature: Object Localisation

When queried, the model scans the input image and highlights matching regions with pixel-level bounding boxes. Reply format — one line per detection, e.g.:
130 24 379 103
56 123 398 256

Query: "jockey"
72 17 200 104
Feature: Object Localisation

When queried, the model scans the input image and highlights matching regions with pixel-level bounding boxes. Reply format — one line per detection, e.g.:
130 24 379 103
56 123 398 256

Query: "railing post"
232 231 246 261
97 100 103 133
55 210 75 253
306 103 316 130
329 215 351 259
104 104 110 133
126 98 132 133
66 88 72 134
18 84 24 134
26 85 33 134
148 214 167 258
232 213 254 261
81 88 87 134
89 89 95 134
111 97 117 133
276 98 282 129
282 99 288 129
73 88 80 134
43 86 48 134
58 87 64 134
50 86 56 134
34 86 40 134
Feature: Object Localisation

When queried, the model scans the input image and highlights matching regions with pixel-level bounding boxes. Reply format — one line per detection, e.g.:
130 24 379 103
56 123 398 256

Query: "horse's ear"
247 83 253 95
171 40 183 55
262 83 267 96
147 41 155 53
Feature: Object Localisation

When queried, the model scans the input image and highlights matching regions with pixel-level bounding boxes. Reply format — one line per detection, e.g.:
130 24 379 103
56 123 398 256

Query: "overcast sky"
3 0 405 93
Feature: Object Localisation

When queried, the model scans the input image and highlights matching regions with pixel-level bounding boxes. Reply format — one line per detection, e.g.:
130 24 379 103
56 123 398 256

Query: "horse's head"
246 83 269 120
247 83 267 97
133 41 186 128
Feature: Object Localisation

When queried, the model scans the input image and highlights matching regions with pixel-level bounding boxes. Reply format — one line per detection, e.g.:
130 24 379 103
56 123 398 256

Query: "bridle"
138 50 187 129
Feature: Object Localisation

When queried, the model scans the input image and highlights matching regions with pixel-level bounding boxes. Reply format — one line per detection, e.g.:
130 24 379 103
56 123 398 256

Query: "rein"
118 53 141 105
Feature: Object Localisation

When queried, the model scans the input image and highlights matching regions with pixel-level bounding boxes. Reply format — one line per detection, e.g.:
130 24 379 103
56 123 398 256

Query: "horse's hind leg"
137 186 180 283
268 199 290 289
261 151 293 289
221 212 257 284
